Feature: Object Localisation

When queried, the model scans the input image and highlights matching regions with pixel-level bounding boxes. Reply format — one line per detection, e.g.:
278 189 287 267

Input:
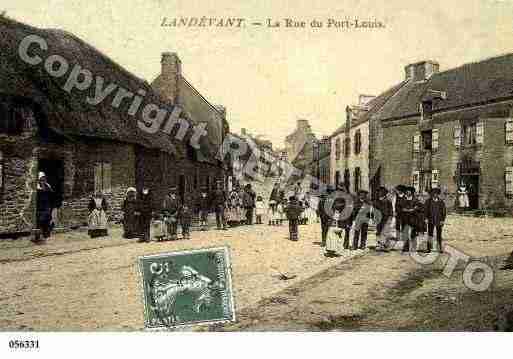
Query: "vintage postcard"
1 0 513 349
138 247 235 329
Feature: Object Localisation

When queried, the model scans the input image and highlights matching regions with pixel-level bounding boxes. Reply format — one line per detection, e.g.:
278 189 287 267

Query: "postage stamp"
138 246 235 329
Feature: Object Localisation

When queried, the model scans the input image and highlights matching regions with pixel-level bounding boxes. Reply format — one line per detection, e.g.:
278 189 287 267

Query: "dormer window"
419 100 433 121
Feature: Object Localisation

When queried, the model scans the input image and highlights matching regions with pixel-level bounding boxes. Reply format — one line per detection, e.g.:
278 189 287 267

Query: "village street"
0 215 512 331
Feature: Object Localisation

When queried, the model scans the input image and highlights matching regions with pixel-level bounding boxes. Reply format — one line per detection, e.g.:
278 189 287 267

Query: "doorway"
38 158 64 226
178 175 186 201
462 175 479 210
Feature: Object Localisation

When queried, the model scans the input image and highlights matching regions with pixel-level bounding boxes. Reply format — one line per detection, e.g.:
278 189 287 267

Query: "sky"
5 0 513 148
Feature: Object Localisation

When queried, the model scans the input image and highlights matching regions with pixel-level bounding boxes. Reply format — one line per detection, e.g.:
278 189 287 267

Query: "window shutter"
506 167 513 196
0 150 3 190
454 124 461 147
412 170 420 192
102 163 112 193
476 121 484 144
431 169 440 188
94 163 101 193
506 119 513 144
413 133 420 153
432 129 439 151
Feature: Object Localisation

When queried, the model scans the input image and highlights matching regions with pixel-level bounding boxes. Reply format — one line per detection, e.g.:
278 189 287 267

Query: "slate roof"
378 53 513 121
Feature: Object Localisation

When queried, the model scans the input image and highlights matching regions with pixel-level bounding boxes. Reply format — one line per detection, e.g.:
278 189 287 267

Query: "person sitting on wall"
88 191 109 238
32 171 54 244
122 187 138 239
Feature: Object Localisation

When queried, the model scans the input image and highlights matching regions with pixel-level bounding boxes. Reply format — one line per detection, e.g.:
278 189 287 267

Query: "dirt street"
0 214 512 331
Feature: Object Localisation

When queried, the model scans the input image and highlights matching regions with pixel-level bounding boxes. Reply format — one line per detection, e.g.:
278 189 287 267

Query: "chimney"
358 94 375 106
160 52 182 102
404 60 439 82
215 105 226 119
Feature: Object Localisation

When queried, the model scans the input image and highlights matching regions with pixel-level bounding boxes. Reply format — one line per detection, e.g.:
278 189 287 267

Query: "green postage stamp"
139 246 235 329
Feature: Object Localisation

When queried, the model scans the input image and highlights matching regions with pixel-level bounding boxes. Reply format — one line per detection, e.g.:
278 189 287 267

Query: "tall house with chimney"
374 55 513 210
151 52 230 196
284 119 317 180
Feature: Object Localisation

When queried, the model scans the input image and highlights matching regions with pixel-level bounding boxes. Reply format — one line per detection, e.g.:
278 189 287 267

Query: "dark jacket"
285 199 303 220
242 190 256 208
269 187 281 202
373 197 393 225
424 197 447 225
181 206 193 224
395 195 405 219
162 194 182 216
196 193 211 212
401 197 422 228
352 198 371 226
138 192 154 217
318 196 333 221
36 184 53 221
211 189 227 207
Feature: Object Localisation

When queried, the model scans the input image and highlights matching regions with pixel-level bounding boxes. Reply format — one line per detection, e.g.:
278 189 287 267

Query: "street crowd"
32 171 447 257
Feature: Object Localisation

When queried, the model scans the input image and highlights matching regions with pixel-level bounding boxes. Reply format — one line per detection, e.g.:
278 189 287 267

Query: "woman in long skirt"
33 172 54 244
137 188 153 242
122 187 138 238
88 191 109 238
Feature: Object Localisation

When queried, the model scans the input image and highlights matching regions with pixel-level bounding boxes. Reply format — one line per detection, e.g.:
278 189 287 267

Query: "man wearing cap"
33 172 54 244
424 187 446 252
374 186 394 251
211 181 228 230
285 195 303 241
352 189 371 250
318 185 335 247
162 187 182 240
401 186 422 252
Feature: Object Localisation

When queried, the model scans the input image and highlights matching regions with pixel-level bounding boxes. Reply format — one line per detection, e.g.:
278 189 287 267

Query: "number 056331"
8 339 39 350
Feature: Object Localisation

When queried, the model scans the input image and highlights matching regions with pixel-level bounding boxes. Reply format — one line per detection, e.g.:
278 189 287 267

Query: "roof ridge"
431 52 513 78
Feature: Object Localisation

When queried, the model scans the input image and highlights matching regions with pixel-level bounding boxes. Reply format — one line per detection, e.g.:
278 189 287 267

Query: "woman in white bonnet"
457 182 470 211
33 171 54 244
88 190 109 238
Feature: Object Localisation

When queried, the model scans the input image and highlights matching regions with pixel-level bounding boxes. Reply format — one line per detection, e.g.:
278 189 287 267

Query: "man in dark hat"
374 186 393 251
424 187 446 252
162 187 182 240
394 185 406 242
318 185 335 247
401 186 422 252
211 180 228 230
353 189 371 250
285 195 303 241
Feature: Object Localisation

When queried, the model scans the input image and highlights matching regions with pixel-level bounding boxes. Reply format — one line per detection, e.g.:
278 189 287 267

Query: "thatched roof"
0 16 218 157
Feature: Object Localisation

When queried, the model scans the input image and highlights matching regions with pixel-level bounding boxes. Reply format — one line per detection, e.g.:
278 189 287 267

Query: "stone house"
330 91 401 197
284 119 317 183
0 17 227 235
376 56 513 209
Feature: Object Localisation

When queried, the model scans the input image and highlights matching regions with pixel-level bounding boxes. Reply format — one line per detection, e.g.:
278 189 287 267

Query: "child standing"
285 196 303 241
255 196 265 224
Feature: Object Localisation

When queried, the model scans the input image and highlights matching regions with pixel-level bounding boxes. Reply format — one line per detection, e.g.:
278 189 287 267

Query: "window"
335 138 341 160
464 121 485 145
412 170 420 193
354 167 361 193
431 169 439 189
432 129 439 151
344 138 350 158
413 133 420 153
454 123 462 147
506 119 513 144
0 104 27 135
94 162 111 193
506 167 513 196
344 169 350 192
419 101 433 121
354 130 362 155
335 170 340 188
